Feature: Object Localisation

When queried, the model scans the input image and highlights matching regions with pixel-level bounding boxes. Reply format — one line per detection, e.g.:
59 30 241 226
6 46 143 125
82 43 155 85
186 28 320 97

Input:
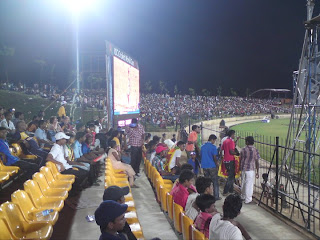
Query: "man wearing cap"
103 186 136 240
46 132 88 191
0 127 39 179
125 118 145 177
95 200 128 240
58 101 67 117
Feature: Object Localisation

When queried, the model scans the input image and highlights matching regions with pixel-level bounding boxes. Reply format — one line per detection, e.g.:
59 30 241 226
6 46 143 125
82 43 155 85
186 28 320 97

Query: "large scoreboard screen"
113 56 140 115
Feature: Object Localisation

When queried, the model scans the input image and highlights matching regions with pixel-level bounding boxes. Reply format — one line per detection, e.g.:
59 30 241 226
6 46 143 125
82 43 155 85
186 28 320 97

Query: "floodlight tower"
283 0 320 232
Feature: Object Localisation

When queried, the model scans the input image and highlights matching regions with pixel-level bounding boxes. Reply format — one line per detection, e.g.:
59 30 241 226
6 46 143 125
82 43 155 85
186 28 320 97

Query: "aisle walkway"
131 172 177 240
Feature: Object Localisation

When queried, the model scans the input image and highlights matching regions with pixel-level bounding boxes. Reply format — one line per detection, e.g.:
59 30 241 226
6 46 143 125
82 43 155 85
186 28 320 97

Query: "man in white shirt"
46 132 88 191
209 194 250 240
168 141 185 171
0 112 15 134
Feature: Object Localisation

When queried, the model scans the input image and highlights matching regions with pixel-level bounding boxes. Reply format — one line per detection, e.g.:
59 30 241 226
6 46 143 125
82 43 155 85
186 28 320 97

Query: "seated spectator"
82 133 104 157
13 111 24 127
0 127 39 179
108 140 136 187
60 116 73 132
103 186 137 240
35 120 54 147
110 130 121 152
161 133 166 143
87 123 96 145
26 115 39 135
194 194 218 238
12 120 49 166
95 200 128 240
146 140 157 163
171 169 195 209
209 194 249 240
185 177 213 221
166 141 186 173
170 163 195 190
48 116 62 141
46 132 88 192
187 151 199 176
0 111 15 134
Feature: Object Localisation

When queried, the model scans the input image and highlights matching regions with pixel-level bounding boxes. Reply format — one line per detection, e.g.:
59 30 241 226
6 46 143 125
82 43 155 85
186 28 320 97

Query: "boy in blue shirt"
200 134 221 201
187 151 199 175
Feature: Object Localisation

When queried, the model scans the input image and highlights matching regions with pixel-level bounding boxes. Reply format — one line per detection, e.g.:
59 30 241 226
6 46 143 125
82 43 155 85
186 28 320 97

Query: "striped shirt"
240 145 260 171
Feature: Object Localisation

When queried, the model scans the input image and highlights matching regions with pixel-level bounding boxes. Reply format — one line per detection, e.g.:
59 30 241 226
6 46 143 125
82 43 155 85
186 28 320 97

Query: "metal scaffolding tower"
282 0 320 234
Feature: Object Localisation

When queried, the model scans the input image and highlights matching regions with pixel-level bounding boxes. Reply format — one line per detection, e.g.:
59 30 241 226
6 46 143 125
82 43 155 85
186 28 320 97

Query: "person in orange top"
186 125 201 157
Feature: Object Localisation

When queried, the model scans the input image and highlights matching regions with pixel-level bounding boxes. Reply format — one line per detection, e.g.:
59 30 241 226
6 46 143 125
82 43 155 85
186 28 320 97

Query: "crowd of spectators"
140 93 290 128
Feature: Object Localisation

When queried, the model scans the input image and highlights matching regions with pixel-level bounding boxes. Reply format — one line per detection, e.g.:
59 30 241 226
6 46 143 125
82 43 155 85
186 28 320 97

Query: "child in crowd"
187 151 199 176
194 194 219 238
171 169 195 209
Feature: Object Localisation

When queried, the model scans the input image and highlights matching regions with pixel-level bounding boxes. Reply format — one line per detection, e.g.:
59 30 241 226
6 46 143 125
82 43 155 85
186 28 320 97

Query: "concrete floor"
51 164 311 240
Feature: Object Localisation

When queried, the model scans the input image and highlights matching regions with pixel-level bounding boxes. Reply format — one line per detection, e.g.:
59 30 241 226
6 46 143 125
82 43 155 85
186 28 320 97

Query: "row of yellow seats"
144 158 207 240
0 158 20 186
105 158 145 240
10 143 38 160
0 161 75 240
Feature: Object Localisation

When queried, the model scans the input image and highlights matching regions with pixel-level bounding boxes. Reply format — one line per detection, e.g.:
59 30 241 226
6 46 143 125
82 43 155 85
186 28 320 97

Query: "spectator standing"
171 133 176 143
221 130 238 195
186 125 200 157
240 136 260 204
58 101 67 117
125 118 145 176
201 134 221 200
187 151 199 175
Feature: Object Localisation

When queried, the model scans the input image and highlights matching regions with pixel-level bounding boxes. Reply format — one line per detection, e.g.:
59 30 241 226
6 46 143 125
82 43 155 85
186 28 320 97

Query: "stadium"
0 1 319 240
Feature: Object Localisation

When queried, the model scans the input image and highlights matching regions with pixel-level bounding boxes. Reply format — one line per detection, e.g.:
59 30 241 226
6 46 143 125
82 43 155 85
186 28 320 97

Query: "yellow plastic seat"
33 172 68 200
167 193 174 220
173 202 184 233
106 161 125 173
191 225 206 240
11 143 38 160
11 190 59 225
133 230 144 239
0 159 19 176
0 217 15 239
105 169 127 178
24 180 64 212
0 202 53 240
105 176 130 188
160 186 169 212
41 166 74 185
38 168 72 191
155 177 173 202
46 161 75 183
0 172 10 183
182 213 193 240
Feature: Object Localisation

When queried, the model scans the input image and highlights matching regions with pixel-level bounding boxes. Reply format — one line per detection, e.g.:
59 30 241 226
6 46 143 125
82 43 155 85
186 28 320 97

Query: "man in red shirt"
221 130 238 195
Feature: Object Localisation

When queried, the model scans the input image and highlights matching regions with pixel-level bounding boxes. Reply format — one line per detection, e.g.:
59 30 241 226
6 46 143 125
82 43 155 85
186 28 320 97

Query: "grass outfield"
231 118 290 140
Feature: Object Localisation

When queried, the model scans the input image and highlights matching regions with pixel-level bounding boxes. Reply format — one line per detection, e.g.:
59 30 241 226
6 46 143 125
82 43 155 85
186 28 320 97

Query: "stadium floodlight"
62 0 93 15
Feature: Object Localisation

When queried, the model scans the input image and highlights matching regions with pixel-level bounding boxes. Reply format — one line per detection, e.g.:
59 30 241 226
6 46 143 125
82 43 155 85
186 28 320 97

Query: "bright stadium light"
63 0 93 15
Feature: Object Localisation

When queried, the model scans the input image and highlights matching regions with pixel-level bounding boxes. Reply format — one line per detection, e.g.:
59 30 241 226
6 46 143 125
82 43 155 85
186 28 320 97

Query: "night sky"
0 0 314 96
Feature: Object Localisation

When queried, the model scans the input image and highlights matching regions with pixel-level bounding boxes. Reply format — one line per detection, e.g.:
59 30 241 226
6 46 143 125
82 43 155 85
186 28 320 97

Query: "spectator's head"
131 118 138 124
227 130 236 139
103 185 130 204
147 140 157 151
223 194 242 219
162 133 166 138
179 169 195 187
152 135 160 144
0 127 8 139
76 122 85 132
95 200 127 233
32 115 40 121
190 151 196 160
111 130 120 139
85 134 93 144
196 194 216 213
88 123 95 132
0 107 4 114
109 140 117 149
62 116 70 124
66 132 75 144
38 120 46 129
75 132 86 143
177 141 186 151
14 112 24 120
245 136 254 145
4 112 12 121
16 120 27 132
262 173 268 182
145 133 151 142
55 132 70 145
155 145 168 157
208 134 217 144
192 125 200 133
195 177 213 195
49 116 57 124
172 134 176 138
180 163 194 172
